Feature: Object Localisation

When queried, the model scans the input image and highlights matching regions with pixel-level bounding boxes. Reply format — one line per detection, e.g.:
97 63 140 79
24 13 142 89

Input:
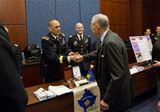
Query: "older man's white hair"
91 14 109 29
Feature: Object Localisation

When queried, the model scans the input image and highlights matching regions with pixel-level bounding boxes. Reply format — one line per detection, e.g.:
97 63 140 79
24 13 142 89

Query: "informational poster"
129 36 153 62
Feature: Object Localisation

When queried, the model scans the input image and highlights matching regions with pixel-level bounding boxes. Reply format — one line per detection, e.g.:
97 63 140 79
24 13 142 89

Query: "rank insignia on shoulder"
69 35 72 38
84 38 88 43
60 33 65 37
42 36 49 40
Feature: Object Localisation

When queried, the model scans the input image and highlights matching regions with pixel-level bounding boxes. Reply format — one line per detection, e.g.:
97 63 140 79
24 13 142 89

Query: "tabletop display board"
129 36 153 62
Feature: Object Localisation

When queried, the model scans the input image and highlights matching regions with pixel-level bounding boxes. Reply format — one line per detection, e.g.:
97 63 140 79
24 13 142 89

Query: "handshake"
68 52 84 63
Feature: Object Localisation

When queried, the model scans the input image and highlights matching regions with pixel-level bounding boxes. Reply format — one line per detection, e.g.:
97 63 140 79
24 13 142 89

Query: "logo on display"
78 89 96 112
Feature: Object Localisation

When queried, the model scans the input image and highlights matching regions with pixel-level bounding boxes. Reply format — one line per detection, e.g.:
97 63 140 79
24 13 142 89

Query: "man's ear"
48 26 51 32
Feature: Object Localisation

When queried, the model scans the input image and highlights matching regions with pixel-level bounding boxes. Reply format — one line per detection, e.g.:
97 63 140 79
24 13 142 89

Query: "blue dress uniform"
40 33 71 83
68 34 92 76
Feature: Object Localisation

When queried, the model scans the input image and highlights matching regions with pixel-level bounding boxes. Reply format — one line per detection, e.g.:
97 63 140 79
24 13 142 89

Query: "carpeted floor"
129 87 158 112
130 95 157 112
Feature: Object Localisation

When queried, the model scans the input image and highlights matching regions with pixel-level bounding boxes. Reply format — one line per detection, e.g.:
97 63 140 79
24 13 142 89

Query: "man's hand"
69 55 75 61
100 100 109 111
68 52 84 63
68 52 79 56
151 61 160 68
157 100 160 112
74 54 84 63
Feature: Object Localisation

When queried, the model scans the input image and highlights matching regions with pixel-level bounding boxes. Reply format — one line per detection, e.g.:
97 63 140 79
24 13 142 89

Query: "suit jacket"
0 24 28 112
151 33 160 45
151 33 160 60
40 33 71 81
84 30 132 111
68 34 92 75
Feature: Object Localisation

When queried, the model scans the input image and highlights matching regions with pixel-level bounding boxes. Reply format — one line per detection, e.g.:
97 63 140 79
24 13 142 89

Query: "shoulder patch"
42 36 49 40
60 33 65 37
69 35 72 38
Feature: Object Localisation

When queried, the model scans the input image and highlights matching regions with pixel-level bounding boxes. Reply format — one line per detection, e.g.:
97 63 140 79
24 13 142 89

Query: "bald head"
75 22 84 35
48 19 61 36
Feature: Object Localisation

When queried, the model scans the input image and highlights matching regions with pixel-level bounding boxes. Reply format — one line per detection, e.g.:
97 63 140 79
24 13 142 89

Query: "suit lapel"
81 35 85 42
75 35 80 42
96 45 103 79
96 30 112 78
101 30 112 47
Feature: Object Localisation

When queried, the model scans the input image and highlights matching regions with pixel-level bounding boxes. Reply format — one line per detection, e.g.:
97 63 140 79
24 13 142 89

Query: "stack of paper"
130 66 144 75
34 88 56 101
48 85 71 96
34 85 71 101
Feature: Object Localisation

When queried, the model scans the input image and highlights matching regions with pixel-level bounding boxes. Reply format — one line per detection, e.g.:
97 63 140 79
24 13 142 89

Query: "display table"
25 80 101 112
24 80 74 112
22 62 157 98
129 62 157 97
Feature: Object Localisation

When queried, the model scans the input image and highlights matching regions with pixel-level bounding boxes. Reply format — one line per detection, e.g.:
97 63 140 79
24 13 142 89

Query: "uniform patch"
74 41 78 46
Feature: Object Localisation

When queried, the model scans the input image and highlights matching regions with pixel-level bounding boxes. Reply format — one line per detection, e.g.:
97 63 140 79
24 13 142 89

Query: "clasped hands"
68 52 84 63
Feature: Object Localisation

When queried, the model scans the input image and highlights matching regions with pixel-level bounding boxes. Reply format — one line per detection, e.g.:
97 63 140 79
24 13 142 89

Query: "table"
24 81 74 112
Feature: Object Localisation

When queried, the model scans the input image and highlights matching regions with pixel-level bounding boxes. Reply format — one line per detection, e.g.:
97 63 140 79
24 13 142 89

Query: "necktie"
56 36 60 41
79 35 82 40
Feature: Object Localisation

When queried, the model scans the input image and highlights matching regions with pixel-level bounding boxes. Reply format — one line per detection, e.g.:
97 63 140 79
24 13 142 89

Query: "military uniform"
40 33 71 83
68 34 92 76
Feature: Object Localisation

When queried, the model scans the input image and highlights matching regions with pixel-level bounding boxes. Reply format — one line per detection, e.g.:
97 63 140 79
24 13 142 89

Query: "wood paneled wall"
155 0 160 27
130 0 142 36
0 0 159 51
0 0 27 50
100 0 159 38
100 0 130 39
141 0 156 35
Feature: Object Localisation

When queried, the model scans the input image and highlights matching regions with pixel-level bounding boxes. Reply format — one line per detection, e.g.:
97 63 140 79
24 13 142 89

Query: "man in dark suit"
93 39 101 50
68 22 92 76
151 26 160 60
2 24 23 76
0 21 28 112
40 19 73 83
151 27 160 112
74 14 132 112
